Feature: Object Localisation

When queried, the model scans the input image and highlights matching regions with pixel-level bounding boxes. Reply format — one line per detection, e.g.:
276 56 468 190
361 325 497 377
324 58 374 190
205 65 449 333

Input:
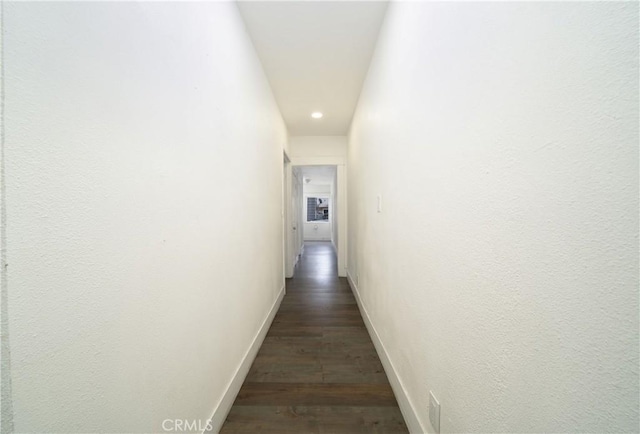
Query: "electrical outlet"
377 195 382 213
429 391 440 434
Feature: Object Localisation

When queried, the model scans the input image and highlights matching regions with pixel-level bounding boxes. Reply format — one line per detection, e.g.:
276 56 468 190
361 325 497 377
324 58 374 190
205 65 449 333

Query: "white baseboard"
206 286 285 433
346 272 427 434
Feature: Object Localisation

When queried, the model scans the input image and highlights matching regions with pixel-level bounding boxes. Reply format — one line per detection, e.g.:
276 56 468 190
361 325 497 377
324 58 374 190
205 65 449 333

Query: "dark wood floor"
220 242 408 433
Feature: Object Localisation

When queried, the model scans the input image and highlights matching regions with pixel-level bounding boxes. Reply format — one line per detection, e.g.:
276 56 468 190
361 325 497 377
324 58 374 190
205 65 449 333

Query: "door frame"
288 157 347 277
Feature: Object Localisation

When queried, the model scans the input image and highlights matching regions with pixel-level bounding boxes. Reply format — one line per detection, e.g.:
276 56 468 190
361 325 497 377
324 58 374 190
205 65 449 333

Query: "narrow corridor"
220 242 408 433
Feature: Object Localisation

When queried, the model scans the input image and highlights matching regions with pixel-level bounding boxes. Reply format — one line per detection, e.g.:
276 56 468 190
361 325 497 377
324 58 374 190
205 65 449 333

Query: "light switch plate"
429 391 440 434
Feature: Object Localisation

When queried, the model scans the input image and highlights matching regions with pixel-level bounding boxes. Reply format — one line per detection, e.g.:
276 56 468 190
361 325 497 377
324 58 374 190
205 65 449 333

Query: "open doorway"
284 162 346 278
300 166 336 247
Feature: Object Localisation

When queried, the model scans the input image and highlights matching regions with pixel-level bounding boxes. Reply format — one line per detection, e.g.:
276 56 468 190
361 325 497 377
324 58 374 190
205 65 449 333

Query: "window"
306 197 329 221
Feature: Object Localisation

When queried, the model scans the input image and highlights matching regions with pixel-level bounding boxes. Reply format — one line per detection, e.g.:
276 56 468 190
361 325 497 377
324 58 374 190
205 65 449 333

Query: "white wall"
348 2 638 433
303 185 332 241
290 136 348 276
3 2 287 432
303 221 332 241
290 136 348 162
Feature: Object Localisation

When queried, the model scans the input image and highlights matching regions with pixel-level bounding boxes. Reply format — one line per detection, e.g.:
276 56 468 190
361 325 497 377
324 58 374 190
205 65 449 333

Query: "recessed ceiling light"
311 112 323 119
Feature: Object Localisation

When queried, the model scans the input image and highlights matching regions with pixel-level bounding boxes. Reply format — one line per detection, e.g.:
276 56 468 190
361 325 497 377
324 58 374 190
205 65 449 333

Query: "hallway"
220 242 408 433
3 2 638 433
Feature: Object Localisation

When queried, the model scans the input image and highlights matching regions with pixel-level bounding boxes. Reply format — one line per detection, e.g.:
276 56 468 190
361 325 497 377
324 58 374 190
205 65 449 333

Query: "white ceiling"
237 1 388 136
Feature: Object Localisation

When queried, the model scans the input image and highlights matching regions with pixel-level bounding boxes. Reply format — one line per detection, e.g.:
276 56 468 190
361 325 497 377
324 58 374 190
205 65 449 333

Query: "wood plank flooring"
220 242 408 433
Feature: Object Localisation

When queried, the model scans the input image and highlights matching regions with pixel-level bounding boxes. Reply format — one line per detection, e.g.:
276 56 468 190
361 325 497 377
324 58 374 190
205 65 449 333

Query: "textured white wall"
290 136 347 162
348 2 638 433
304 185 333 195
303 222 331 241
3 2 287 432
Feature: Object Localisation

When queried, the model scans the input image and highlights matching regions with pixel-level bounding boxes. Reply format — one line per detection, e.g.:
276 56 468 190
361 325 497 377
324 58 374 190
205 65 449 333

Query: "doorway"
284 162 346 278
299 166 336 246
